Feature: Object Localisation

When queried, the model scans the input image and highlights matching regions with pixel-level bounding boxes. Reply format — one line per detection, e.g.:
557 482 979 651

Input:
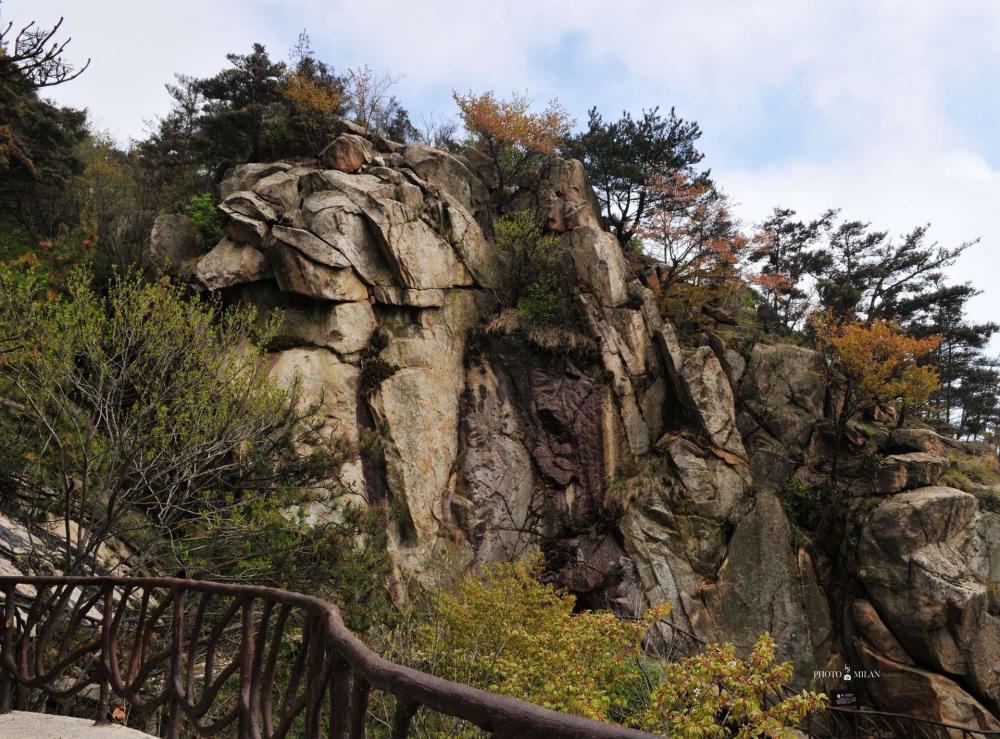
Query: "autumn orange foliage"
453 90 573 184
812 313 941 475
638 172 749 323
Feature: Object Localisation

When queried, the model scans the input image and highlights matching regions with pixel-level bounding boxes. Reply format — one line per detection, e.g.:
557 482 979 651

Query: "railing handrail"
819 705 1000 737
0 575 662 739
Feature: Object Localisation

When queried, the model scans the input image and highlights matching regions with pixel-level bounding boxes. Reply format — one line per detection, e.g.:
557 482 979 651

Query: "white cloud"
6 0 1000 337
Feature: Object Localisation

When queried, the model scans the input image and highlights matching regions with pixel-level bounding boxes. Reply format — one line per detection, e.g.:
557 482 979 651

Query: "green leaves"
493 211 578 328
389 557 825 735
0 266 365 589
183 193 223 248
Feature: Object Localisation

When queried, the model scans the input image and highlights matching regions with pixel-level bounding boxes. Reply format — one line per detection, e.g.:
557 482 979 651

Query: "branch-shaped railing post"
166 585 185 739
0 584 13 714
95 584 113 725
238 595 256 739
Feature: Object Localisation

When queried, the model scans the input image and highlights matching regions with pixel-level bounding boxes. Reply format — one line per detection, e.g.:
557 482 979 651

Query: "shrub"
184 192 224 247
0 265 366 597
369 556 826 735
493 211 579 328
638 634 827 737
412 557 651 722
359 329 399 395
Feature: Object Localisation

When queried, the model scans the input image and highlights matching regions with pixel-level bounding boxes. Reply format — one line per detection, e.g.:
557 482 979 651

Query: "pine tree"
565 106 706 247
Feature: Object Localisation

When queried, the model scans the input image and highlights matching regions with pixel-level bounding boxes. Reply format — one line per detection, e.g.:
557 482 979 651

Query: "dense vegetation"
2 9 998 736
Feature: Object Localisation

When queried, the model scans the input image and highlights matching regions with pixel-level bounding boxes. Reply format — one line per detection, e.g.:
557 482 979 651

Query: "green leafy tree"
0 12 88 231
194 43 288 176
816 219 972 323
0 267 355 586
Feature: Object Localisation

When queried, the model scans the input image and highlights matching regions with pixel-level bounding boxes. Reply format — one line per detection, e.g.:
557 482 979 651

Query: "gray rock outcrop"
139 127 1000 723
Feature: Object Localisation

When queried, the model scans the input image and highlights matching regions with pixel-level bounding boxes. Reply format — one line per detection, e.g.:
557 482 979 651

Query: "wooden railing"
807 705 1000 739
0 576 661 738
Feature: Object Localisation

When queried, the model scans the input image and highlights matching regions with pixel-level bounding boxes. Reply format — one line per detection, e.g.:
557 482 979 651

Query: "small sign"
831 690 858 707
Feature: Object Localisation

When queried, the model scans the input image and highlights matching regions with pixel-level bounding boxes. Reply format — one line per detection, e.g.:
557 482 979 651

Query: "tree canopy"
565 106 708 246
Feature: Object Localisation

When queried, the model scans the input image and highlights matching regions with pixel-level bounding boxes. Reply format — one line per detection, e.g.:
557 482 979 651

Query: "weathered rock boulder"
320 133 374 173
220 162 292 199
657 323 745 457
621 487 831 686
740 343 825 447
887 427 947 456
268 244 369 301
857 486 1000 710
146 214 202 275
195 238 269 290
874 452 949 493
851 599 1000 728
401 144 489 213
567 227 629 308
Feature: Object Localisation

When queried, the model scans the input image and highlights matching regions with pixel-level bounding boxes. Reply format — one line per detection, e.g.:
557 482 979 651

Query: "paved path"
0 712 154 738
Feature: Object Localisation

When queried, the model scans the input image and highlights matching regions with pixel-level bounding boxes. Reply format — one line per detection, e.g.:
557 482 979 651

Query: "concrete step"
0 711 154 738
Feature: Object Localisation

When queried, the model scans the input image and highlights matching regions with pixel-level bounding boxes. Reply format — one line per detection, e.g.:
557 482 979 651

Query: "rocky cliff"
147 124 1000 727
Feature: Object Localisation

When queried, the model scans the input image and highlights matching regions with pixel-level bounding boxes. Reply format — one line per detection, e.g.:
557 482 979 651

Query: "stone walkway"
0 712 154 738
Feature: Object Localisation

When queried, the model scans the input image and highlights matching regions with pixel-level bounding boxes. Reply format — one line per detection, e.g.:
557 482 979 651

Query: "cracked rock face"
143 132 1000 722
857 486 1000 712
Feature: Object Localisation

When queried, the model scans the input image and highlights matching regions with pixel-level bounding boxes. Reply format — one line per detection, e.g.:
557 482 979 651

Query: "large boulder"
701 490 833 685
857 487 1000 709
271 224 352 269
268 244 369 301
533 158 603 233
145 214 202 275
874 452 949 493
660 436 749 523
228 282 376 354
320 133 374 173
301 191 396 284
195 238 270 290
440 191 503 289
888 427 948 456
220 162 292 199
304 175 473 290
851 599 1000 727
621 487 832 686
567 226 629 308
220 190 279 224
657 323 746 457
252 171 301 214
401 144 488 213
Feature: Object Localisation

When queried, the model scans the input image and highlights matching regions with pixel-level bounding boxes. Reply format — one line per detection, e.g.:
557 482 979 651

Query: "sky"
6 0 1000 337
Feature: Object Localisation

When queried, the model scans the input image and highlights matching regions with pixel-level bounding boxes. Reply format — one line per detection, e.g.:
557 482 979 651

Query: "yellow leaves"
282 71 342 115
453 90 573 157
412 559 824 735
812 312 941 415
640 633 827 737
422 555 646 723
